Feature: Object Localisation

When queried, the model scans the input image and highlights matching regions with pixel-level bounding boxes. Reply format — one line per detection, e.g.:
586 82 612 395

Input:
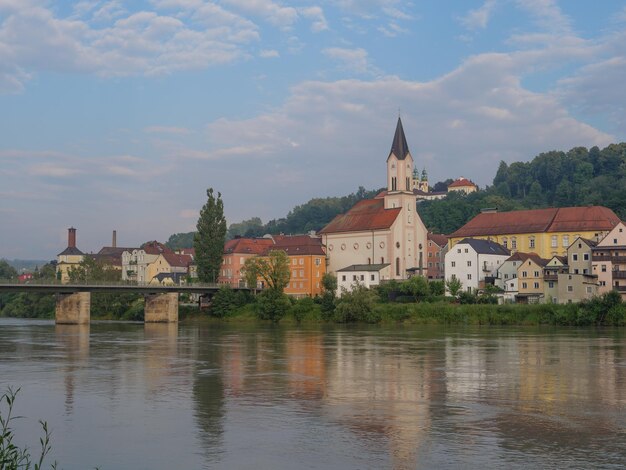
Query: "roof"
448 177 477 188
505 252 549 267
318 198 401 234
571 237 598 248
457 238 510 256
58 246 84 256
142 241 173 255
271 235 325 256
337 264 390 272
428 233 448 247
160 253 193 268
224 237 274 255
152 272 186 283
387 117 410 161
450 206 621 238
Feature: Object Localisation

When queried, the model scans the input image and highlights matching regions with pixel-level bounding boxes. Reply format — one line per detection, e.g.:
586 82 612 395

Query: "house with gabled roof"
516 255 550 303
219 236 275 287
319 117 428 284
337 264 391 293
496 252 543 302
447 177 478 194
122 241 173 283
445 238 510 294
449 206 621 258
592 221 626 300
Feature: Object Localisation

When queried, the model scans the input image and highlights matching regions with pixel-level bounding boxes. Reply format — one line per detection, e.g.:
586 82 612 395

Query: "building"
449 206 621 258
516 255 549 303
495 252 543 302
57 227 84 283
568 237 596 275
122 241 173 283
543 256 568 303
447 177 478 194
336 264 391 293
426 233 448 280
592 221 626 300
148 252 193 284
444 238 510 293
557 273 598 304
94 231 136 270
220 237 274 287
319 117 428 285
267 234 326 298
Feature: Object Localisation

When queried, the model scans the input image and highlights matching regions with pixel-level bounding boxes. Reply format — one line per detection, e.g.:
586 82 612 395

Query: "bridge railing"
0 278 225 289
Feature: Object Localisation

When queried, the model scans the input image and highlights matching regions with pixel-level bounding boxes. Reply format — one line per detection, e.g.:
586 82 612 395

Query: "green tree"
335 284 380 323
399 276 430 302
429 280 445 296
0 260 17 280
445 275 463 297
242 250 290 292
255 288 291 323
194 188 227 283
320 273 337 320
67 256 120 283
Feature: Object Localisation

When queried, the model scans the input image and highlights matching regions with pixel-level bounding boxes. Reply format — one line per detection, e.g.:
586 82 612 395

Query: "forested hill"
419 143 626 234
165 187 382 249
166 143 626 249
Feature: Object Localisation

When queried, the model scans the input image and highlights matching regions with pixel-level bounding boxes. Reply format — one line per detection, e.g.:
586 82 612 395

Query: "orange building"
262 234 327 298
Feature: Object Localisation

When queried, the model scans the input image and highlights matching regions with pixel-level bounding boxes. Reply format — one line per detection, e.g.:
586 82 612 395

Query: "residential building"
426 233 448 280
444 238 510 293
148 252 193 284
495 252 542 302
122 241 173 283
516 255 549 303
337 264 391 293
449 206 621 258
543 256 568 303
592 221 626 300
319 117 428 283
220 237 274 287
567 237 596 275
57 227 84 283
557 273 598 304
447 177 478 194
268 234 326 298
95 231 136 270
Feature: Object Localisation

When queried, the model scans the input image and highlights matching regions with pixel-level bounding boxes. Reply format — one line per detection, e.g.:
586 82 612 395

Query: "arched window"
396 257 400 276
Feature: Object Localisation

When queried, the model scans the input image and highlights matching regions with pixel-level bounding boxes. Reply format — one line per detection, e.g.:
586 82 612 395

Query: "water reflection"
0 321 624 469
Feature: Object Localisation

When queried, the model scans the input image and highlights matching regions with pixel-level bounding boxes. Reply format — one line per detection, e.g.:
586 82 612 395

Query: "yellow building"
449 206 621 259
57 227 84 283
517 256 549 303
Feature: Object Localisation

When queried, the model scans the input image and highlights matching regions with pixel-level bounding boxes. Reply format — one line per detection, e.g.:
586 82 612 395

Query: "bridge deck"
0 282 247 294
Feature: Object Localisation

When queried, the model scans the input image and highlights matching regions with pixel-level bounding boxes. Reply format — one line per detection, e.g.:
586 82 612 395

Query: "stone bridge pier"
56 292 91 324
144 293 179 323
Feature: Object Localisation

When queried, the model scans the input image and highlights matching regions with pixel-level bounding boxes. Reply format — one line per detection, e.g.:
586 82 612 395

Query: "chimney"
112 230 117 248
68 227 77 248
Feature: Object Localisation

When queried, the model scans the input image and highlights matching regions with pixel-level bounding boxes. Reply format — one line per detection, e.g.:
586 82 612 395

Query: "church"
318 117 429 287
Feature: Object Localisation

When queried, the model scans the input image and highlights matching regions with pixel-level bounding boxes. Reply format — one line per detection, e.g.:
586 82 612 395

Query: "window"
451 261 456 267
353 275 357 281
467 274 472 280
292 259 297 265
429 252 433 257
522 271 528 277
428 262 433 268
529 238 535 249
396 257 400 276
299 258 304 265
583 253 589 261
342 275 346 281
504 274 509 279
534 271 539 277
551 236 558 248
360 275 365 281
534 282 539 289
467 261 472 267
522 282 528 289
614 239 618 244
315 258 321 266
292 270 297 277
457 248 461 253
371 275 375 281
567 285 573 292
586 286 592 294
572 254 578 261
503 237 508 248
511 237 517 249
299 270 304 277
464 248 468 253
549 281 554 288
562 235 569 247
602 265 607 272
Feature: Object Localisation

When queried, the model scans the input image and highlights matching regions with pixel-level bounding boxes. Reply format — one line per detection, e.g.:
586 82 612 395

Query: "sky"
1 0 626 259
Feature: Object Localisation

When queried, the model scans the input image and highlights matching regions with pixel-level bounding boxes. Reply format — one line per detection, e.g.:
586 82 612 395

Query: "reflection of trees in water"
55 324 90 416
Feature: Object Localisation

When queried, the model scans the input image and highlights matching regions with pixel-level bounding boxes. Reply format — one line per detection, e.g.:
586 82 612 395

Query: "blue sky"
1 0 626 259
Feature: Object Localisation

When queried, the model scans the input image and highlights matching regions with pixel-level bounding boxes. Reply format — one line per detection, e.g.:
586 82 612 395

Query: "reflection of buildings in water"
285 332 325 401
55 323 90 415
143 323 185 395
323 335 433 470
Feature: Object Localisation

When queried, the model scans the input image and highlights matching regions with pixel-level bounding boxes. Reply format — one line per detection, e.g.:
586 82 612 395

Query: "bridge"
0 281 249 324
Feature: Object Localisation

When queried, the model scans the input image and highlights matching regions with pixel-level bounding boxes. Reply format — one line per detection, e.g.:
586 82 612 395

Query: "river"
0 318 624 469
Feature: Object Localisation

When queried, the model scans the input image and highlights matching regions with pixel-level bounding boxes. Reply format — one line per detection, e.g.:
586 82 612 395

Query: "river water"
0 318 624 469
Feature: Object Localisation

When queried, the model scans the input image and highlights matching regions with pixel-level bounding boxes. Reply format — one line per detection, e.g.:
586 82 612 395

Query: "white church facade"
319 117 429 285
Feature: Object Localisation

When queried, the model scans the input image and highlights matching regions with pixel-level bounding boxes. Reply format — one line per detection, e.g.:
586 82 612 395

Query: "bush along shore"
2 279 626 327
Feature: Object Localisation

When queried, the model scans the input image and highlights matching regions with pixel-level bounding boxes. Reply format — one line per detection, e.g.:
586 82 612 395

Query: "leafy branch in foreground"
0 387 56 470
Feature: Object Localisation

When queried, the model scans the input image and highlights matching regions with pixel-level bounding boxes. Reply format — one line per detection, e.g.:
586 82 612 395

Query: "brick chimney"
112 230 117 248
68 227 77 248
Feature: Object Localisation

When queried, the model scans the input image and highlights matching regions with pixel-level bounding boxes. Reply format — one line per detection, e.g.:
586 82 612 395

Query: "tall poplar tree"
194 188 227 283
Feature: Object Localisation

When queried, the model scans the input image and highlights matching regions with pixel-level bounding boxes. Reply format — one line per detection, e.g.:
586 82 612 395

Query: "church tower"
386 116 414 194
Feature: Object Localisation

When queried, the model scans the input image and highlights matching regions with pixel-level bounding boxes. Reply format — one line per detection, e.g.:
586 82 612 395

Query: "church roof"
318 199 401 234
57 246 84 256
387 117 410 161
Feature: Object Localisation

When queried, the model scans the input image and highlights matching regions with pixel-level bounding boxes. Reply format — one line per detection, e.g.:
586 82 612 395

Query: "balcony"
613 271 626 279
593 255 626 263
544 274 558 281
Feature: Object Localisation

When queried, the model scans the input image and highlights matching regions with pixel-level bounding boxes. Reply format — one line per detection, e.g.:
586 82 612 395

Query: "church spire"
388 116 410 161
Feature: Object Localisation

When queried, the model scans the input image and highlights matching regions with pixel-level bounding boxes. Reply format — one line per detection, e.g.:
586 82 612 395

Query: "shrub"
289 297 316 324
335 285 380 323
254 289 291 323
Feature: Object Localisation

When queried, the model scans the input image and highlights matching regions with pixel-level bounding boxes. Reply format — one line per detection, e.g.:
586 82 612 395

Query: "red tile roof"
428 232 448 247
269 235 325 256
504 251 549 266
161 253 193 268
142 241 173 255
224 237 274 255
450 206 621 238
318 198 401 234
448 177 477 188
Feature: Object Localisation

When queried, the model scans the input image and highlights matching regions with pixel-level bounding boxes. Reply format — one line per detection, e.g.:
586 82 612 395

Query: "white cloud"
460 0 496 30
222 0 298 29
515 0 571 33
259 49 279 58
323 47 375 75
299 6 329 32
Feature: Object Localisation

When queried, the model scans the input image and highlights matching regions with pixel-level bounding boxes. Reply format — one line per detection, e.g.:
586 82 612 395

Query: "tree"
194 188 227 283
445 275 463 297
320 273 337 320
400 276 430 302
0 260 17 280
335 284 380 323
242 250 290 292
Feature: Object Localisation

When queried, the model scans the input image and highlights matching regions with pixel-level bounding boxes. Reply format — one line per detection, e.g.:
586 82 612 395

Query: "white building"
337 264 391 294
445 238 510 293
319 117 428 287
